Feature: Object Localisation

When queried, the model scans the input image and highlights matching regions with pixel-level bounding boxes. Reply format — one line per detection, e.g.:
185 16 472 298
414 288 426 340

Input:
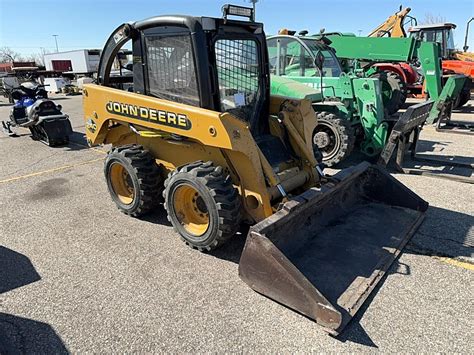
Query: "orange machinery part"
442 60 474 78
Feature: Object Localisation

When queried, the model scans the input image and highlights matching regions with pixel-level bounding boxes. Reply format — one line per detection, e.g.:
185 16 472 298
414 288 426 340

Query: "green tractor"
268 33 395 166
268 32 468 166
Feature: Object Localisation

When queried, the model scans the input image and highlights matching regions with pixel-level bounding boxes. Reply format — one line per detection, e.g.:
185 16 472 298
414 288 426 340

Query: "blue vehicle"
2 81 72 146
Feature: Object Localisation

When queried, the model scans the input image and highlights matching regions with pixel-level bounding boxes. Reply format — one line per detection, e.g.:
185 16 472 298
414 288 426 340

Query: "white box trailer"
44 77 68 92
44 49 101 75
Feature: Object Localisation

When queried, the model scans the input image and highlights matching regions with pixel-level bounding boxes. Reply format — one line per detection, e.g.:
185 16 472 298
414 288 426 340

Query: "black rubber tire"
313 112 355 167
371 71 407 115
104 144 162 217
163 161 241 252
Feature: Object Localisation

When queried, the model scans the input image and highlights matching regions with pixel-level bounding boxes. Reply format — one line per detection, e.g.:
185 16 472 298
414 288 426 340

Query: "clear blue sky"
1 0 473 57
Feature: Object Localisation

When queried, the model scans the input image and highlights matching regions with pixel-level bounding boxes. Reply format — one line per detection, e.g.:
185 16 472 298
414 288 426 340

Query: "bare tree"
25 54 39 66
25 48 51 66
0 47 23 63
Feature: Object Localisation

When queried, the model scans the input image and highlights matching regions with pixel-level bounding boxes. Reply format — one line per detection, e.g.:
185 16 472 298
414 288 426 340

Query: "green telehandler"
268 33 392 166
325 34 469 129
268 32 468 166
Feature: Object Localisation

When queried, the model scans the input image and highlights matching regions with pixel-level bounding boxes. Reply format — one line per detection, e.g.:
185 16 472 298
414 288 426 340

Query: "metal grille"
145 35 199 106
215 39 260 120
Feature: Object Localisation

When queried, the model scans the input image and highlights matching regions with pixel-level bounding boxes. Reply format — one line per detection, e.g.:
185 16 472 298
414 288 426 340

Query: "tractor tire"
163 161 241 252
453 83 471 109
104 144 162 217
312 112 355 167
371 71 406 115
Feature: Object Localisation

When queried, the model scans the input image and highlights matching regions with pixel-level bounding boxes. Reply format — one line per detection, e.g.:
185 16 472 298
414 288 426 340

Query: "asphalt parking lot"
0 94 473 352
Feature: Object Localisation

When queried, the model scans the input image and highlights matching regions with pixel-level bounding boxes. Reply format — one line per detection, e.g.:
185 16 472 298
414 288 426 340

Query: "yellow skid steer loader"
83 5 429 335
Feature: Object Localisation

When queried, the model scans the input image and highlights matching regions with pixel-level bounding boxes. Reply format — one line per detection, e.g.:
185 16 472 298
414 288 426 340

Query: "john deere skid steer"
83 5 429 335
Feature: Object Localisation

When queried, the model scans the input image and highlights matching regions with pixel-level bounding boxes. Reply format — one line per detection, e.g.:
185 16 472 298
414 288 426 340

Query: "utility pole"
464 17 473 52
247 0 259 20
358 30 362 37
52 35 59 52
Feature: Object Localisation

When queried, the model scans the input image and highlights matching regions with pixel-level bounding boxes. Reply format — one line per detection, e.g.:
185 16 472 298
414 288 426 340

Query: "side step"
239 162 428 335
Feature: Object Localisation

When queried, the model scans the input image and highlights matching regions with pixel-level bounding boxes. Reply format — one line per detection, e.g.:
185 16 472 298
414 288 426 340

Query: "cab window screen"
302 40 342 77
215 39 260 120
268 37 342 77
145 34 199 106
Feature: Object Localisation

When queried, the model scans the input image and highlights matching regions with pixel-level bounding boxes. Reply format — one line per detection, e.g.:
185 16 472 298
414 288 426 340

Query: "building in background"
0 61 37 73
44 49 101 77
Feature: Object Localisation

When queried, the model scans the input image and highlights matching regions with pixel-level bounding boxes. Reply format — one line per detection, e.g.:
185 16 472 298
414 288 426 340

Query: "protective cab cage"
96 7 270 136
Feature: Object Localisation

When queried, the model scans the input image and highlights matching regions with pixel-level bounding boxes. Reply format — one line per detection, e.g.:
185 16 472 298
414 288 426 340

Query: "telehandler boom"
326 35 469 125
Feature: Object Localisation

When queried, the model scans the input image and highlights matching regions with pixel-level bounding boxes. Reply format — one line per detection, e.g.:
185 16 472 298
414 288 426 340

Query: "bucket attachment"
239 162 428 335
379 101 473 184
378 100 434 168
436 116 474 135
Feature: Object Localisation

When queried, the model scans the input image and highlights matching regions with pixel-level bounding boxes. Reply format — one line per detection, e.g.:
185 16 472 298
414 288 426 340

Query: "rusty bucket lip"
250 162 374 235
251 161 428 236
240 230 344 332
239 162 429 336
240 211 427 335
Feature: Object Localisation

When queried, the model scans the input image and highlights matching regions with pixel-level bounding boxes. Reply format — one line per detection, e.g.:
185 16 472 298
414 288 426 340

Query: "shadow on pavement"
452 104 473 114
416 139 473 161
0 248 68 352
140 205 172 227
409 206 474 260
330 139 473 180
0 246 41 294
48 96 71 101
404 139 472 179
0 132 31 139
62 131 90 151
0 313 69 354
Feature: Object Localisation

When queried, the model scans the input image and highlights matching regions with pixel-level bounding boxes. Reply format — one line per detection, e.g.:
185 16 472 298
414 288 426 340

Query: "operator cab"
267 33 343 78
96 4 270 137
408 23 456 59
96 5 297 169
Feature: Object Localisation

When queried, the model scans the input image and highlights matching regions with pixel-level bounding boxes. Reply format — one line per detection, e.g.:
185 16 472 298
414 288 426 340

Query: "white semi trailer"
44 49 101 76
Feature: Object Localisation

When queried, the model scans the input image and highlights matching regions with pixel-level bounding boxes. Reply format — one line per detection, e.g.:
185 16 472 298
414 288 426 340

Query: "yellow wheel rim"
173 184 209 237
109 162 134 205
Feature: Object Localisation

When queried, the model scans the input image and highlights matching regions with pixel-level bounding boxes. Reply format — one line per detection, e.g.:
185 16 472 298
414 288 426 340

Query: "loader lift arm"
367 7 415 38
